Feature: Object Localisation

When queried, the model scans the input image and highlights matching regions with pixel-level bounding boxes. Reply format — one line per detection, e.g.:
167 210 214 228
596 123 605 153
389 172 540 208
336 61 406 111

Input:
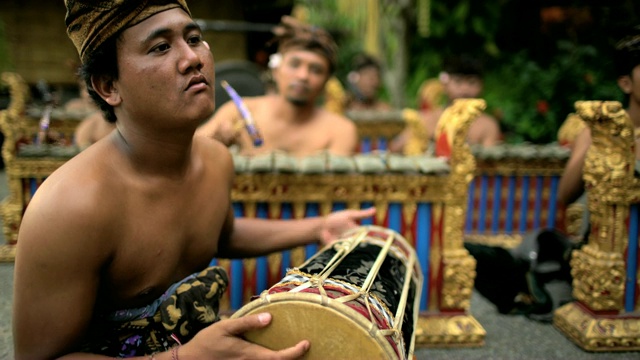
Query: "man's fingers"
242 339 310 360
352 207 376 219
223 312 272 335
274 340 310 360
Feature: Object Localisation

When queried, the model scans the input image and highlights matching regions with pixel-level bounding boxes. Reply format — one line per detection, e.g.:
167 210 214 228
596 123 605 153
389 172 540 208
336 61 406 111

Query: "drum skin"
232 292 397 359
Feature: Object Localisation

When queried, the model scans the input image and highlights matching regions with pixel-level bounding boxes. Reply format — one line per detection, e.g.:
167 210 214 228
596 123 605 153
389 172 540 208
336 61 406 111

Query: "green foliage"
296 0 365 83
406 0 632 144
299 0 633 143
483 42 623 144
406 0 506 107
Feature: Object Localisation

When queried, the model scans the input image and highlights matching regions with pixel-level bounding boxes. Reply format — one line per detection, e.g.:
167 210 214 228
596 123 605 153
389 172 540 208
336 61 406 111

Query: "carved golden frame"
554 101 640 352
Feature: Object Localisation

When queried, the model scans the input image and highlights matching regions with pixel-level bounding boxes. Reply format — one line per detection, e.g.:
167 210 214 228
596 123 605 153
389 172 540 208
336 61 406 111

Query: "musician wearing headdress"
197 16 358 157
12 1 375 358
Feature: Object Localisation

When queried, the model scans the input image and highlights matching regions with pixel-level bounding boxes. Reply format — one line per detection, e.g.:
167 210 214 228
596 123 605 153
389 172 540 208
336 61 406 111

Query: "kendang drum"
231 225 423 359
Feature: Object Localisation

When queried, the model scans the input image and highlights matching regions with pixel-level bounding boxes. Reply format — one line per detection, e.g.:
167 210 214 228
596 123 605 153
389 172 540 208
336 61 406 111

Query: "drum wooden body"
231 225 423 359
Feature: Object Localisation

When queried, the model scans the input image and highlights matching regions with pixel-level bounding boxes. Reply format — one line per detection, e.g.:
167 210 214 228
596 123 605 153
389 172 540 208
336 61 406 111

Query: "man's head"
347 54 383 102
614 26 640 102
269 16 337 107
65 0 213 125
440 54 485 101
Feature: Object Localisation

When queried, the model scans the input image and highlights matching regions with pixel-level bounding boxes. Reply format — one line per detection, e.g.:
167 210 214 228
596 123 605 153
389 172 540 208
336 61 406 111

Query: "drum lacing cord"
389 251 417 345
289 229 368 305
334 232 397 338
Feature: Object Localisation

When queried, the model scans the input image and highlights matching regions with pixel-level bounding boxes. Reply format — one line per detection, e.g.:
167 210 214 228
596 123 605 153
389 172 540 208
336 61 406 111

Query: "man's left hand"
319 207 377 246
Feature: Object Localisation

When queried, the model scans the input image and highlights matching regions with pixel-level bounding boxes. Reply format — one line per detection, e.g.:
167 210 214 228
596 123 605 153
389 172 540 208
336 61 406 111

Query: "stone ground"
0 170 637 359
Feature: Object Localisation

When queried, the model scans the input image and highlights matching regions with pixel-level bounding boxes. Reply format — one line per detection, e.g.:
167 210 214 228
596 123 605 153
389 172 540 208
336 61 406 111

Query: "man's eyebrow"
143 22 202 44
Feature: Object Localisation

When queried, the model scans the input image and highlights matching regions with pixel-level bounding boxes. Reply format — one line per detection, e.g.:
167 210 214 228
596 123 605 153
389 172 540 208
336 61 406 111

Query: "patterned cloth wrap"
64 0 191 63
78 266 228 357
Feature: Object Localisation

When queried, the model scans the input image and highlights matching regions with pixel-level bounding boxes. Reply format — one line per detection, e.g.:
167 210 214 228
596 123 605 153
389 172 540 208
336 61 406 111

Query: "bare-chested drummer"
197 16 358 157
12 1 374 359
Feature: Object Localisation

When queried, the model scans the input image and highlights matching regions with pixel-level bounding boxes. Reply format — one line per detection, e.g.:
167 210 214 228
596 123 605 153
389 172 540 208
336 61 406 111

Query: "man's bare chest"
260 120 331 152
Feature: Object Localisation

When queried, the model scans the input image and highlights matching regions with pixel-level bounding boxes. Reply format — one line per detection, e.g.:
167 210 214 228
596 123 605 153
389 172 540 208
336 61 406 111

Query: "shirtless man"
12 2 374 359
344 53 392 112
390 54 501 153
74 111 116 149
196 16 358 157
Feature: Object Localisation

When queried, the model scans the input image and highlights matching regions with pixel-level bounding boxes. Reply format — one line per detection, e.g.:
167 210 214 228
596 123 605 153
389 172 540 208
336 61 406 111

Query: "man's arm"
13 186 111 359
328 116 358 156
195 100 242 147
219 208 374 259
479 114 502 147
388 128 409 153
558 127 591 206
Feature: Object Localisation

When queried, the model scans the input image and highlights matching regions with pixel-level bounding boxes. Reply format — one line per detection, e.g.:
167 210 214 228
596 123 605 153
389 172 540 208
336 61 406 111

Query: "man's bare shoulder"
423 108 444 123
193 134 234 174
17 143 121 263
475 112 499 125
29 145 118 220
318 108 356 127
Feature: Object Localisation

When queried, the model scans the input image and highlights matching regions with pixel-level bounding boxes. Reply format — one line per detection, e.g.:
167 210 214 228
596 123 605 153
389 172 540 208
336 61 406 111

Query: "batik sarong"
78 266 228 357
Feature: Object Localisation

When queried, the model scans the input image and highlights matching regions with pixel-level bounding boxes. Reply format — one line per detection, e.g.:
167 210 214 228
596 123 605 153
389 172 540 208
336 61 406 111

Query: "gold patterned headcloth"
65 0 191 63
271 15 337 73
614 26 640 77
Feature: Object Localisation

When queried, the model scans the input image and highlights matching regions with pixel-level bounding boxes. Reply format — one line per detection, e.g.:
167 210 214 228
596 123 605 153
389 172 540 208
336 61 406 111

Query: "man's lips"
185 75 208 91
289 83 309 92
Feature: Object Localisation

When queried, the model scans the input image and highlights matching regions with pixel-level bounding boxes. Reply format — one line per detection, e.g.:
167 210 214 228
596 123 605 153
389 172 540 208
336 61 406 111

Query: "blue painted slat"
548 176 560 228
361 201 374 225
465 179 475 232
305 203 320 258
416 203 431 311
491 175 502 234
230 203 245 310
255 203 269 293
478 176 489 233
361 138 372 153
505 176 516 234
625 204 639 312
519 176 530 233
388 203 402 233
533 176 544 230
377 137 388 151
280 203 292 275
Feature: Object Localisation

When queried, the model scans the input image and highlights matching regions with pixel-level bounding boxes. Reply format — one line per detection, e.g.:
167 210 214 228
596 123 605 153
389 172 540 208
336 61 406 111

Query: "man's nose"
178 43 203 73
294 66 310 80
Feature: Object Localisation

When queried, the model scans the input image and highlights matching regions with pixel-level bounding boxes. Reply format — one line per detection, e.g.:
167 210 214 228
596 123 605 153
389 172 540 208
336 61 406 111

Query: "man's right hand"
181 312 310 359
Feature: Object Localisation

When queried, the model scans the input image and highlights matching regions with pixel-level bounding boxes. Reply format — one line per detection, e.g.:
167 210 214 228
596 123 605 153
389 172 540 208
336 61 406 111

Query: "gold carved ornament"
435 99 484 310
572 100 639 310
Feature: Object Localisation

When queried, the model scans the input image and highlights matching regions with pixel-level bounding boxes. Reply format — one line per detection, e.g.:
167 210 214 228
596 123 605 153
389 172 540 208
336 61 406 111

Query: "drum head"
232 293 398 359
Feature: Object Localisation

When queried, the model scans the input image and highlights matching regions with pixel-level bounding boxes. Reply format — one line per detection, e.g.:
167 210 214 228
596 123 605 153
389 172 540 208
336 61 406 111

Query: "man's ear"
617 75 632 94
91 75 121 106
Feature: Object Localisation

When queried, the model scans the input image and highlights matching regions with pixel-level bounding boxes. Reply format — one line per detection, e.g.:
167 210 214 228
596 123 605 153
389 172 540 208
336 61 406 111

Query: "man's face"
443 74 483 100
112 8 215 128
628 65 640 105
354 66 382 99
273 48 330 106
